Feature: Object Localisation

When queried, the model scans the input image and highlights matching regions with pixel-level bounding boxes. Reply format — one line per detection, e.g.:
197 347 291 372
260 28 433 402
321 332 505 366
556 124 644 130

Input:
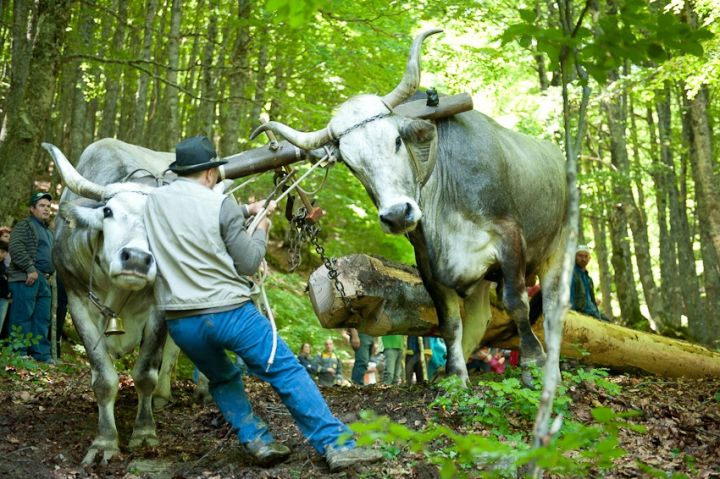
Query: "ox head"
251 29 442 235
42 143 157 291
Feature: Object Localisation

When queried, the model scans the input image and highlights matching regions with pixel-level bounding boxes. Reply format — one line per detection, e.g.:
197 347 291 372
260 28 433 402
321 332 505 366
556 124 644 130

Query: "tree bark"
219 0 252 157
308 254 720 378
601 74 647 329
194 11 218 138
160 0 181 150
128 0 158 144
97 0 129 139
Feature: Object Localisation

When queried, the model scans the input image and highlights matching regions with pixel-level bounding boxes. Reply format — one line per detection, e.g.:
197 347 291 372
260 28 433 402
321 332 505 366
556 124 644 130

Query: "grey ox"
43 140 181 464
252 29 569 383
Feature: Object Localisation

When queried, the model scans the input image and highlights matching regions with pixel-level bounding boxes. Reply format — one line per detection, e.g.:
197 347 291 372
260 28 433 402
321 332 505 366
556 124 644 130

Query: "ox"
252 29 568 383
43 139 181 464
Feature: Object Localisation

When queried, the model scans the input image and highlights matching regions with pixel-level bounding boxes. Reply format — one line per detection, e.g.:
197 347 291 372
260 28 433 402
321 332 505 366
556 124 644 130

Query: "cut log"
307 254 720 378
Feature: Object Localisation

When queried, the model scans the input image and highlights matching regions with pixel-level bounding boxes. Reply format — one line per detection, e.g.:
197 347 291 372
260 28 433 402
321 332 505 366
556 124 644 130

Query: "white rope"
242 155 330 371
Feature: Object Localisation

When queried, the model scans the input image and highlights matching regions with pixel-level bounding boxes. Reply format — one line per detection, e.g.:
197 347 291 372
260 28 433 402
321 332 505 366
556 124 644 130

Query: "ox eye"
395 136 402 152
103 207 113 218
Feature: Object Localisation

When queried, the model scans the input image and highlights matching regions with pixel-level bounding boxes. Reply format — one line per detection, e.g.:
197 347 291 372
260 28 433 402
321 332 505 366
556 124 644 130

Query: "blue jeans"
166 302 353 453
8 276 52 361
351 333 374 385
0 298 9 336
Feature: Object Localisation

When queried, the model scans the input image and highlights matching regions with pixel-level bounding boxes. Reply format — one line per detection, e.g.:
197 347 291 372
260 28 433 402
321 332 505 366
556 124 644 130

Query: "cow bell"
105 315 125 336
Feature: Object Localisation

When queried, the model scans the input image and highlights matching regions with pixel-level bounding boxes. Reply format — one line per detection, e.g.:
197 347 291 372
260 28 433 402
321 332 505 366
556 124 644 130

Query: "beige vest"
144 178 254 311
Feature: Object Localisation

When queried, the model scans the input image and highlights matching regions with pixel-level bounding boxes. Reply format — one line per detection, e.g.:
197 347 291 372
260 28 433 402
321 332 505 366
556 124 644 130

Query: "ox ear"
399 119 438 186
59 202 104 230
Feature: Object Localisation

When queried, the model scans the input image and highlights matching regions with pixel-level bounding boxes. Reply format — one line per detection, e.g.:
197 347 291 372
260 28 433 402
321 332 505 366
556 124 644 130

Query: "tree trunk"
194 11 218 138
647 101 682 328
601 74 647 329
308 254 720 378
159 0 181 150
0 0 35 143
219 0 252 156
0 0 72 223
97 0 129 139
128 0 158 144
681 86 720 345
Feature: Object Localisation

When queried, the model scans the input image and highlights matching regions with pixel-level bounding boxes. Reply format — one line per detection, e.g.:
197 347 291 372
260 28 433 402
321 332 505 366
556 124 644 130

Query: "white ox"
43 140 181 464
253 29 569 384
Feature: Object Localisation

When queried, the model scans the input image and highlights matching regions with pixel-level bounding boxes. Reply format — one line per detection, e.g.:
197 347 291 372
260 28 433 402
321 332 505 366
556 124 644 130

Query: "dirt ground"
1 351 719 479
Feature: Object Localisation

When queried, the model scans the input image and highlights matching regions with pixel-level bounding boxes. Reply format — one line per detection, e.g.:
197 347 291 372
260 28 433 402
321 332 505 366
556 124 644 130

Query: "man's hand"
25 271 38 286
350 329 360 350
247 200 277 217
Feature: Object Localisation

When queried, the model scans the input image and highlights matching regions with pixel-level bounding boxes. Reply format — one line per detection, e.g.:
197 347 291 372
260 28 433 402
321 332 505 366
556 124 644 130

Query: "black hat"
29 191 52 206
169 136 227 175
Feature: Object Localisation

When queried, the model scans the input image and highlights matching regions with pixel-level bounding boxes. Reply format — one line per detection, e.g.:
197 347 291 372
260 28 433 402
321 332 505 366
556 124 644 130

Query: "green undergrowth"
352 365 651 478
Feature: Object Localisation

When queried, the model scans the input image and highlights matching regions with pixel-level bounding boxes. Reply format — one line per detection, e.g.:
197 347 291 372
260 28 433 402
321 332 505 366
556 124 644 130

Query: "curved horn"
250 122 333 150
42 143 107 201
382 28 443 109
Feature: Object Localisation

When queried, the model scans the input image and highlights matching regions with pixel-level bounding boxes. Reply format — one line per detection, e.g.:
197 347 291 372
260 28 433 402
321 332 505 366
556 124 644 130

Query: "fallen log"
307 254 720 378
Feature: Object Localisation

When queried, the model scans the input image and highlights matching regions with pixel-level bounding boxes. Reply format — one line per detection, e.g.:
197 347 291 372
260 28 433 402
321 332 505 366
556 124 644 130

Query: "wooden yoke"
219 92 474 180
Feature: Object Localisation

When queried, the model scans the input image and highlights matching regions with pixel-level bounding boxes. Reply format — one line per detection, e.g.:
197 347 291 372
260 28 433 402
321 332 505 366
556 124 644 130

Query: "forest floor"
1 347 719 479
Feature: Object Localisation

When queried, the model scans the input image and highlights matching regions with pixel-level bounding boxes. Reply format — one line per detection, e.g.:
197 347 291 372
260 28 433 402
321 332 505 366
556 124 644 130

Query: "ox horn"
250 122 333 151
382 28 443 109
42 143 107 201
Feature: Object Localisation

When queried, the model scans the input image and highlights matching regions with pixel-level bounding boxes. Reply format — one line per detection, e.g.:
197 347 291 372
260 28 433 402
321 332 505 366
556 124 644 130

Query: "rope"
236 155 330 371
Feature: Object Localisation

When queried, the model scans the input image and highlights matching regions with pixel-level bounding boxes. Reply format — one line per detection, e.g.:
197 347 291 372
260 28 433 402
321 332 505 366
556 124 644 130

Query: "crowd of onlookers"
296 332 519 387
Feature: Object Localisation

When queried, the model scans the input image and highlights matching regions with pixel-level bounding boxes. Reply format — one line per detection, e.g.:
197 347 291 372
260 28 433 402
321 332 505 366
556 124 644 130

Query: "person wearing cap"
570 245 609 321
144 136 382 471
7 191 55 362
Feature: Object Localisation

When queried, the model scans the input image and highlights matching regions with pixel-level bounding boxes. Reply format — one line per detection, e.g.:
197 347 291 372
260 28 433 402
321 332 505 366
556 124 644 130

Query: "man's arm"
219 197 268 275
9 220 37 275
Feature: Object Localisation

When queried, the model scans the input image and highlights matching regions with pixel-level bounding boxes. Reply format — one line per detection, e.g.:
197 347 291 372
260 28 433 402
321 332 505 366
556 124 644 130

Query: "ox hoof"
521 369 537 390
82 441 120 466
152 395 172 411
129 430 159 450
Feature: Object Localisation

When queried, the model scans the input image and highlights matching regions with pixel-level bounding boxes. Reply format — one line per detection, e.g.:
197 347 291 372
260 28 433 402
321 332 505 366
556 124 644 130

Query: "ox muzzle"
119 247 154 276
379 200 422 234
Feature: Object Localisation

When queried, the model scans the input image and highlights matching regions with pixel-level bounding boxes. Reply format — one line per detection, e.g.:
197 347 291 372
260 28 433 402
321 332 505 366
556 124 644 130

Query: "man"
144 136 381 471
349 328 375 385
381 335 403 385
570 245 609 321
7 192 55 362
315 338 343 386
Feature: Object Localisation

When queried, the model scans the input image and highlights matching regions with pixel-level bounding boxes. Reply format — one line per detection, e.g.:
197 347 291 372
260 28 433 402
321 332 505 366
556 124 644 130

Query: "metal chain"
288 207 352 308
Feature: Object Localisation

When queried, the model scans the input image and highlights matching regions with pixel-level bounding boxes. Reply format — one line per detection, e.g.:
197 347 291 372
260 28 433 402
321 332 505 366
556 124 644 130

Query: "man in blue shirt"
7 192 55 362
570 245 610 321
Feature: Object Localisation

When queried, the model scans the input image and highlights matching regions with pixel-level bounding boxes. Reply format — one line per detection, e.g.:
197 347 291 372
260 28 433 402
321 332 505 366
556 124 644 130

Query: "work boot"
325 445 383 472
245 438 291 466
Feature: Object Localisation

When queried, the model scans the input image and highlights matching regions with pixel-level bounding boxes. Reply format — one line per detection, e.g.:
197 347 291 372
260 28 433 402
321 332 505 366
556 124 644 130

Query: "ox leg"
153 333 180 411
498 226 545 370
68 295 121 465
427 281 469 384
129 313 165 449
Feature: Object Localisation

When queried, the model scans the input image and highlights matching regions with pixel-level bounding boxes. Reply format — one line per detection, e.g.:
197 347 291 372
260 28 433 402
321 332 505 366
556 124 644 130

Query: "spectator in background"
467 345 492 373
570 245 610 322
8 192 55 363
316 338 343 386
0 240 10 336
405 336 425 384
426 337 447 380
489 348 506 374
297 342 317 377
349 328 375 386
0 227 11 267
381 335 404 385
364 342 383 385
